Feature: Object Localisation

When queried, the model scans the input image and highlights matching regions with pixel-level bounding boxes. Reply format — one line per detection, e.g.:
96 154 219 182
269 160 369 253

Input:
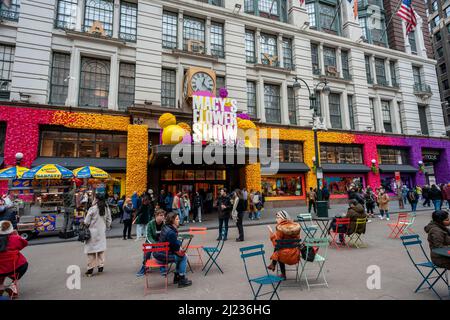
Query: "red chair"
142 242 169 295
187 227 207 268
329 218 351 250
388 213 409 239
0 250 20 299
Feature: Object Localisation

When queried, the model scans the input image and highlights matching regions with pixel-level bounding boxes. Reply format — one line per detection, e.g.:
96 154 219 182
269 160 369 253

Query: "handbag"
300 244 318 262
78 223 91 242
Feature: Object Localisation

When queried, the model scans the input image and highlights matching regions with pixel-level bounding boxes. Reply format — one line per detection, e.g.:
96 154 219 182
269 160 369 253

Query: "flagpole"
329 0 344 31
377 0 404 43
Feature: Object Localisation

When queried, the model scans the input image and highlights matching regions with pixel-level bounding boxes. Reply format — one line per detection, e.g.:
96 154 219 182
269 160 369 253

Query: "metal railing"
414 83 432 94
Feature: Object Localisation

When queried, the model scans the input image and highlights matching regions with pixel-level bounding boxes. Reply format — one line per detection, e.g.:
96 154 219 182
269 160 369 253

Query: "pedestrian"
242 188 248 214
307 187 317 214
345 199 367 237
0 220 28 298
216 188 232 241
153 212 192 288
253 191 263 220
83 194 112 277
172 192 183 225
0 198 17 230
182 193 191 224
407 187 419 215
192 192 203 223
158 190 166 209
122 198 134 240
422 185 431 207
443 183 450 209
415 185 422 201
429 184 443 211
424 210 450 270
378 188 390 220
322 185 330 209
248 189 256 220
164 192 173 213
401 185 409 206
134 196 151 241
266 210 301 280
62 183 76 233
364 187 376 219
231 189 246 242
131 191 142 212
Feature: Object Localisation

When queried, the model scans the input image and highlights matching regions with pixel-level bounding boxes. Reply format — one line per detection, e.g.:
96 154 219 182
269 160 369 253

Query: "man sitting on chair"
346 199 367 236
424 210 450 269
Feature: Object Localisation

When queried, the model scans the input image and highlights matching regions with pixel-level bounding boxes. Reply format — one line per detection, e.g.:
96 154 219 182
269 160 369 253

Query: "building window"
418 105 429 135
431 0 438 12
216 76 225 96
320 144 363 164
365 55 372 84
40 130 127 158
378 147 409 164
381 100 392 133
196 0 223 5
359 16 367 40
445 5 450 17
264 84 281 123
161 68 176 108
443 79 449 90
50 52 71 106
79 57 110 108
183 16 205 53
369 97 376 131
119 1 137 42
390 61 398 87
282 38 293 70
435 31 441 42
55 0 77 29
287 86 297 125
162 11 178 49
245 30 256 63
246 81 257 117
279 141 303 162
375 58 386 85
210 22 224 58
83 0 114 37
412 66 422 85
436 47 443 58
311 43 320 75
323 47 337 76
433 15 440 27
0 0 20 21
0 45 15 100
348 95 355 130
260 33 278 66
328 93 341 129
319 2 340 33
262 174 304 197
118 62 135 110
341 50 350 80
0 123 5 155
408 31 417 53
440 63 447 74
306 3 316 27
244 0 288 22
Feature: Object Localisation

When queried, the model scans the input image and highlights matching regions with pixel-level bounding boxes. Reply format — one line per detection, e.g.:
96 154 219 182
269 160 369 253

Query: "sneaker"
199 220 202 223
178 275 192 288
386 218 390 221
5 283 18 298
367 219 372 223
136 266 146 277
85 269 94 277
123 237 127 240
173 273 180 284
98 266 104 273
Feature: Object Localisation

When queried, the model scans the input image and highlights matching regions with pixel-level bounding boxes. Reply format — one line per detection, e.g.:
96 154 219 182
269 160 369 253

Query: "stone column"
277 34 283 68
76 0 84 31
370 55 377 85
319 42 325 75
177 11 184 50
108 52 120 110
281 80 289 124
206 17 211 55
391 97 401 134
257 76 266 122
336 47 342 78
375 96 384 132
113 0 120 38
341 93 351 129
67 47 80 107
256 28 262 64
322 93 331 128
385 58 392 86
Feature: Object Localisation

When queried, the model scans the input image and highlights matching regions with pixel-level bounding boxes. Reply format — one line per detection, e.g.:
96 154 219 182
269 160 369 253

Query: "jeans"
255 210 261 219
123 219 132 238
432 200 441 211
411 202 417 213
308 200 316 214
236 212 244 240
136 224 147 239
218 217 229 239
379 209 390 219
183 208 190 223
173 254 188 276
62 208 74 233
195 207 202 222
176 208 184 224
423 197 431 207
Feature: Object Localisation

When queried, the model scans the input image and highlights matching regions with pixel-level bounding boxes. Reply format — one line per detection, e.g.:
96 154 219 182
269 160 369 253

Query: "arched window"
79 57 110 108
83 0 114 36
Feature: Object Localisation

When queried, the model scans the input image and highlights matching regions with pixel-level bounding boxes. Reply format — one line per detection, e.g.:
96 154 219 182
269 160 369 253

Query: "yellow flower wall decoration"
244 163 261 192
177 122 191 133
158 113 176 128
125 125 148 197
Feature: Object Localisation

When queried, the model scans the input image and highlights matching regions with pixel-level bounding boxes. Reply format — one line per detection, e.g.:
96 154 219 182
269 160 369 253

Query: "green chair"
348 218 368 248
297 213 318 240
298 237 329 290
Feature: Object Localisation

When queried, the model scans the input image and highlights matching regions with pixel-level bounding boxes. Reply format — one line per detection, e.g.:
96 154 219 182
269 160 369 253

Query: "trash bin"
316 201 329 217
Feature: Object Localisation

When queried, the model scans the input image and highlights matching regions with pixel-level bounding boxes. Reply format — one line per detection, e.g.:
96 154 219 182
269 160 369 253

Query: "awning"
261 162 310 175
321 164 371 173
378 164 418 173
32 157 126 171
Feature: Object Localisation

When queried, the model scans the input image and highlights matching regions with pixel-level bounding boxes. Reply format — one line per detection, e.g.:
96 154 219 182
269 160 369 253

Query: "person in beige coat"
84 194 112 277
378 188 390 220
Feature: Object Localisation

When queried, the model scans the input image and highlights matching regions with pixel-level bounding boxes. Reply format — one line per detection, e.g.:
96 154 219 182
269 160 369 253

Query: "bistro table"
312 217 333 238
178 233 194 273
432 247 450 296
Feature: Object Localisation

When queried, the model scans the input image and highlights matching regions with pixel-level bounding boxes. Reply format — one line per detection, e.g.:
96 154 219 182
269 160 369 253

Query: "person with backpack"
407 188 419 214
364 187 376 219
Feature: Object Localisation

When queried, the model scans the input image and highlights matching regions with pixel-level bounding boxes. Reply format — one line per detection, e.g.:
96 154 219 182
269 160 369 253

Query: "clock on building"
183 67 216 100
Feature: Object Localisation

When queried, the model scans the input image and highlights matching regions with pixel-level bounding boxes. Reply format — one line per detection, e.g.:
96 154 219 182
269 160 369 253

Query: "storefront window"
195 170 205 180
380 175 412 193
161 170 173 180
279 141 303 162
39 130 127 158
216 170 226 180
324 176 363 195
173 170 184 180
185 170 195 180
206 170 216 180
262 175 304 197
320 144 363 164
378 147 409 164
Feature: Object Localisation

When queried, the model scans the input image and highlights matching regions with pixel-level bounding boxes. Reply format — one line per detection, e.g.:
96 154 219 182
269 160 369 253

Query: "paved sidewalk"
29 200 441 246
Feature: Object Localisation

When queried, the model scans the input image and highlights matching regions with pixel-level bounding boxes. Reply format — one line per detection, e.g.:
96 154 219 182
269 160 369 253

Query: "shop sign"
192 95 238 145
395 171 401 188
35 215 56 232
423 154 438 161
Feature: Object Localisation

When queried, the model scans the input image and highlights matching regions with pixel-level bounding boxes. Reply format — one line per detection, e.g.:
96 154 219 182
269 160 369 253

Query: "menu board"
35 215 57 232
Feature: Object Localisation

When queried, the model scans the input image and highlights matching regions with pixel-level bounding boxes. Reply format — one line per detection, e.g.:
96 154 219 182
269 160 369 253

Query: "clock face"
191 72 214 92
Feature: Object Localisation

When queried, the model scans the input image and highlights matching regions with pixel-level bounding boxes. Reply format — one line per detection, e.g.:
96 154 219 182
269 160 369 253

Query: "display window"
261 174 305 200
323 174 365 196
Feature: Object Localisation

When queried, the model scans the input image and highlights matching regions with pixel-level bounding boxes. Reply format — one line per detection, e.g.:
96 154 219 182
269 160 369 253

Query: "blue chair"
239 244 284 300
202 233 225 276
297 214 318 240
400 234 449 300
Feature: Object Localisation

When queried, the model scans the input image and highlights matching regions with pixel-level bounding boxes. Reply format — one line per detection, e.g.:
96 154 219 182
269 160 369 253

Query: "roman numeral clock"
183 67 216 101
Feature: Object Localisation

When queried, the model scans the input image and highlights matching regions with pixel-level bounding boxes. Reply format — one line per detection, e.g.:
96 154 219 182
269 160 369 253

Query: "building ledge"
314 75 353 84
372 83 401 92
251 63 295 75
64 30 128 47
170 49 220 62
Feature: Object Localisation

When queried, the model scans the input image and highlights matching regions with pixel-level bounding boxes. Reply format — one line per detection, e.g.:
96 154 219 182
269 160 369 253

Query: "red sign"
395 171 401 181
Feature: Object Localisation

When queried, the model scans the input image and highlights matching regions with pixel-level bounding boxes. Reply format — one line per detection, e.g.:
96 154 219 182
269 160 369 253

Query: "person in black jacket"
232 189 246 242
216 188 232 241
192 192 203 223
422 185 431 207
153 212 192 288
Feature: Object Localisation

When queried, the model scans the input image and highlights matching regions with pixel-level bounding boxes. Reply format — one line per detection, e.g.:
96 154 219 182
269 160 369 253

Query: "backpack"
408 191 416 202
300 244 318 262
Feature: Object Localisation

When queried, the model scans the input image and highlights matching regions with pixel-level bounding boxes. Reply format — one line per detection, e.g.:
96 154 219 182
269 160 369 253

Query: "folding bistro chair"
329 218 351 249
202 233 225 276
297 214 318 240
187 227 207 268
239 244 284 300
400 234 449 300
274 238 302 284
347 218 368 248
142 242 169 295
298 238 329 290
0 250 20 299
400 215 416 235
388 213 409 239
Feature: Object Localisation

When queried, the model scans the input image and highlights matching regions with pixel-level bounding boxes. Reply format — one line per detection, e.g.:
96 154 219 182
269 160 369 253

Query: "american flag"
396 0 417 35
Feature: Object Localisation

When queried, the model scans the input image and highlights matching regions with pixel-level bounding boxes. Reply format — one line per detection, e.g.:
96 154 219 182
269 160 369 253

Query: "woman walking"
378 188 390 221
192 192 203 223
122 198 134 240
134 196 151 241
84 194 112 277
232 189 246 242
364 187 376 219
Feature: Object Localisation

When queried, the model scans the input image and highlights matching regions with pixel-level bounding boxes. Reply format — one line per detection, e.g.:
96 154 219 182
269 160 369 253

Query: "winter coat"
346 204 367 235
443 185 450 200
0 207 17 229
135 203 151 225
0 234 28 275
217 195 232 219
429 188 443 201
146 219 164 243
422 187 430 198
407 190 419 204
424 221 450 269
193 195 203 209
378 193 390 211
270 220 301 265
122 204 134 221
83 205 112 254
153 224 181 263
131 193 141 211
364 192 375 205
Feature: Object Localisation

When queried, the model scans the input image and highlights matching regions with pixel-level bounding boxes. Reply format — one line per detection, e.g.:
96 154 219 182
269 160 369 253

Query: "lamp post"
293 76 330 201
15 152 23 166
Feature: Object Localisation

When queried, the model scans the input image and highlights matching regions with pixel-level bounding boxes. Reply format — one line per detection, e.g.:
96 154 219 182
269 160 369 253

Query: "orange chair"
187 227 207 267
329 218 351 250
143 242 169 295
388 213 409 239
0 250 20 299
